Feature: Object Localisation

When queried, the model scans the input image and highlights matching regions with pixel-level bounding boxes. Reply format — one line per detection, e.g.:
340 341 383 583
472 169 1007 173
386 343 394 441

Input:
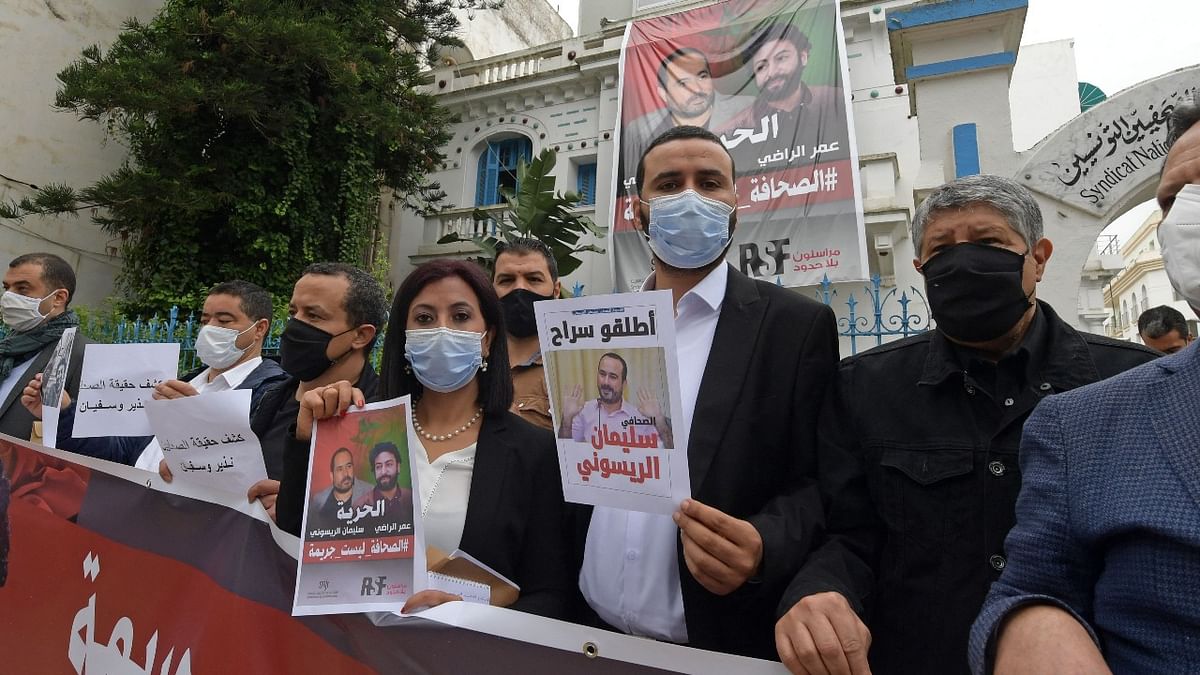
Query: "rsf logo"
361 575 387 596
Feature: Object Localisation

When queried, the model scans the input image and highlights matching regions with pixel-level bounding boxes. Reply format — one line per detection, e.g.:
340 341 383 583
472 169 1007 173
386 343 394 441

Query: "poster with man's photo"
611 0 866 291
535 291 690 514
293 397 425 616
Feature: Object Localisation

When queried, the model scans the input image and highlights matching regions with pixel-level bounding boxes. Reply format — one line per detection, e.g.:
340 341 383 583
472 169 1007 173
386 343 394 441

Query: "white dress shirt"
579 263 729 642
414 438 477 556
134 357 264 471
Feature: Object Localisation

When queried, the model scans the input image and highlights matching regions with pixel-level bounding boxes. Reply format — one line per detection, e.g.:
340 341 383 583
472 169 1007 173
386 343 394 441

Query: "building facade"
393 0 1172 355
1104 210 1198 343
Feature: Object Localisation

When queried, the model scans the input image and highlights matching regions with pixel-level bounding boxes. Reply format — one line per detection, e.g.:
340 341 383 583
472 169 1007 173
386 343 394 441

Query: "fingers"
679 529 734 594
674 500 762 593
20 376 45 418
680 499 756 545
158 460 174 483
247 478 280 503
153 379 198 400
401 590 462 614
301 381 364 419
776 593 872 675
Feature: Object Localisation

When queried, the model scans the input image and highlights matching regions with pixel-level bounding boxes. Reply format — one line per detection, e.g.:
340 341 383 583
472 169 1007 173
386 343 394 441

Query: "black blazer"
0 334 90 440
278 409 571 620
571 268 840 659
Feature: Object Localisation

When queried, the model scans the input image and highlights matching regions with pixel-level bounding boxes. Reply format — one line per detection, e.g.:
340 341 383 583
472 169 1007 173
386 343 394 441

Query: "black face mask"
921 242 1034 343
279 318 355 381
500 288 553 338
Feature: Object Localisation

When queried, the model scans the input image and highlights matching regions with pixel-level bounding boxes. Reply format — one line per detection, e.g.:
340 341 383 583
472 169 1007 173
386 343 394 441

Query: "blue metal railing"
815 274 931 355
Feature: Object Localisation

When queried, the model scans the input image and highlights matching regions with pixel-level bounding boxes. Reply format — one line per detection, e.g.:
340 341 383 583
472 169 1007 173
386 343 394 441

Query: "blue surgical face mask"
642 189 735 269
404 327 486 393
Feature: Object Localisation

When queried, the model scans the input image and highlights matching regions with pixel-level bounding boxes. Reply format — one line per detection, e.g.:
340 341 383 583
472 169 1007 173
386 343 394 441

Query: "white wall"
0 0 162 306
1010 40 1080 151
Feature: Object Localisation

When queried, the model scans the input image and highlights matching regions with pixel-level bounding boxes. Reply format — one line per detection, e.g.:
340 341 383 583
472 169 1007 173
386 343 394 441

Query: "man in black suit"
0 253 88 441
574 125 840 659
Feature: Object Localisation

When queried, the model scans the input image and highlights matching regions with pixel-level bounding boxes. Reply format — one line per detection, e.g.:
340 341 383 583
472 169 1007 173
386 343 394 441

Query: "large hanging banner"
0 435 786 674
611 0 866 292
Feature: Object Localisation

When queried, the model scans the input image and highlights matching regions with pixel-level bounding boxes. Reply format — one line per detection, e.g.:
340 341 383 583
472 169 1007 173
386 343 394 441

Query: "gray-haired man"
772 174 1157 675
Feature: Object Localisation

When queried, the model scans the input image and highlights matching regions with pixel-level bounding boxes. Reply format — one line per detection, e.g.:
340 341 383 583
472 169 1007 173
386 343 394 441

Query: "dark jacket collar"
919 301 1100 390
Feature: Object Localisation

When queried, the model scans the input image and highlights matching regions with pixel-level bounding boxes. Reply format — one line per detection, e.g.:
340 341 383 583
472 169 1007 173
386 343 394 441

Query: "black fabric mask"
921 242 1034 343
279 318 354 381
500 288 553 338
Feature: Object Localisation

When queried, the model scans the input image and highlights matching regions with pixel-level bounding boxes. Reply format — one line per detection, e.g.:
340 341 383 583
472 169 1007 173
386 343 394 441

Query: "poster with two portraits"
611 0 867 292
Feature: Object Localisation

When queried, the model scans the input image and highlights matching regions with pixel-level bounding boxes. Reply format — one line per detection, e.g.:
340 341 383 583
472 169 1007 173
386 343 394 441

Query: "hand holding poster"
611 0 865 291
535 291 690 514
294 396 425 616
72 343 180 438
145 389 267 495
39 326 77 449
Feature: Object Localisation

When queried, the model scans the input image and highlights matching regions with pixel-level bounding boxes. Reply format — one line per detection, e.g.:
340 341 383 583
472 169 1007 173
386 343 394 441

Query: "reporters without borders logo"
361 575 388 596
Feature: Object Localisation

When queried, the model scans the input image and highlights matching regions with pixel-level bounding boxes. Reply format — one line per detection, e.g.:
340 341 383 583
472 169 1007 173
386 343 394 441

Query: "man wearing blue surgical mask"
22 280 288 468
0 253 88 441
572 125 842 660
774 175 1157 675
972 98 1200 675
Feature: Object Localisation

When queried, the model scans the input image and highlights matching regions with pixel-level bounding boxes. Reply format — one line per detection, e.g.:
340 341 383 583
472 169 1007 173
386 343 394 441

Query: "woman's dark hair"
380 259 513 414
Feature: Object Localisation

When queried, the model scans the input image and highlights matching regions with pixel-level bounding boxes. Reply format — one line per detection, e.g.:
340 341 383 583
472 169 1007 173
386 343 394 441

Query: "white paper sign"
293 396 427 616
535 290 691 514
72 343 179 438
428 573 491 605
40 327 77 449
146 389 267 494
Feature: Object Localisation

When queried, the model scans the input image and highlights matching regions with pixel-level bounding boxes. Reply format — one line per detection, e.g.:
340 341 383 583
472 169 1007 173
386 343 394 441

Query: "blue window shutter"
577 163 597 206
476 142 501 206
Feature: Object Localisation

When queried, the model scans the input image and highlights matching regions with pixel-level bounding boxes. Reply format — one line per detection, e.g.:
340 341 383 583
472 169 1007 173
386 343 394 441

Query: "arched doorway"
1013 66 1198 327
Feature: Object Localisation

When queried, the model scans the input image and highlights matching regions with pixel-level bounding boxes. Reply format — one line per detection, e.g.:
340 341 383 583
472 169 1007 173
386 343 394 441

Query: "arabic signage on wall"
1019 67 1200 217
610 0 867 291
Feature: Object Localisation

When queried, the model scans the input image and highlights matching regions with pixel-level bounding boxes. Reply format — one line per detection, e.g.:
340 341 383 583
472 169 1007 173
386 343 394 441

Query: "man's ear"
253 318 270 341
351 325 377 350
1031 238 1054 282
553 279 562 299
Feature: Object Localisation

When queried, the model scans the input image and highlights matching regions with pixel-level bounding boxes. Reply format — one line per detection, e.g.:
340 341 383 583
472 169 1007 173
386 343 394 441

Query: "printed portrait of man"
556 352 673 448
307 447 372 535
354 441 414 530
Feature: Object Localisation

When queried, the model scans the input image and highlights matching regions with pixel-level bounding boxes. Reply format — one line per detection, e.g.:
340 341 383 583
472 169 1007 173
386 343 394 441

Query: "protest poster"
535 291 690 514
611 0 865 291
39 326 77 449
145 389 267 496
0 433 786 674
293 396 425 616
72 343 179 438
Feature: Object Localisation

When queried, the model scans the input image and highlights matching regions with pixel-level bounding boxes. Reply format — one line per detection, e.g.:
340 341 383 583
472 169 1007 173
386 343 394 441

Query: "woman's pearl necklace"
412 402 482 442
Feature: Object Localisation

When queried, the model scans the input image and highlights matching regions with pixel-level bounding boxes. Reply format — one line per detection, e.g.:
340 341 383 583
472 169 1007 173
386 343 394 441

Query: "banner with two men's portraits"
611 0 866 291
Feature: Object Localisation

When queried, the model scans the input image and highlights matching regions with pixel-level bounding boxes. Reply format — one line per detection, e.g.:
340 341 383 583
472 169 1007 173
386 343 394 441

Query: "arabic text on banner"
535 290 690 514
293 396 426 616
146 389 268 496
72 343 180 438
610 0 866 291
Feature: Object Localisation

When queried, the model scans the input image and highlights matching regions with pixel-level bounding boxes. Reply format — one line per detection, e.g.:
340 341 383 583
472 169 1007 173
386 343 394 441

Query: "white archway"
1014 66 1199 327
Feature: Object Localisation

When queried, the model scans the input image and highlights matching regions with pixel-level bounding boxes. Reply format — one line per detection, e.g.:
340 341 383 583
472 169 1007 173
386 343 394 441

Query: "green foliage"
437 148 607 277
0 0 495 315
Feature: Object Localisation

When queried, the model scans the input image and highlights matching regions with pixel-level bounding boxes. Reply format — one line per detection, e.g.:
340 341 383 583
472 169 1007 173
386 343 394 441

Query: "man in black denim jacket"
773 175 1157 675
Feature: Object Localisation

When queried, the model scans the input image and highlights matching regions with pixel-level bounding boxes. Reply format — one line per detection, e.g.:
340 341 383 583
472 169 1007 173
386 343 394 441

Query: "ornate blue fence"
814 274 931 355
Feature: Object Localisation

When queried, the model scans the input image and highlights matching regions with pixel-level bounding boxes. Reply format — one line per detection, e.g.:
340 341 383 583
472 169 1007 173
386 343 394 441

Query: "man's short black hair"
209 280 273 322
747 22 812 64
599 352 628 381
657 47 709 89
368 441 401 470
635 125 737 193
494 237 559 281
330 447 353 472
9 252 76 307
1138 305 1190 340
302 262 388 349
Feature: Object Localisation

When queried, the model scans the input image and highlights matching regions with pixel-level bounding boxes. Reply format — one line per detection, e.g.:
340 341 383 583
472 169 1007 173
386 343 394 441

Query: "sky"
552 0 1200 247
